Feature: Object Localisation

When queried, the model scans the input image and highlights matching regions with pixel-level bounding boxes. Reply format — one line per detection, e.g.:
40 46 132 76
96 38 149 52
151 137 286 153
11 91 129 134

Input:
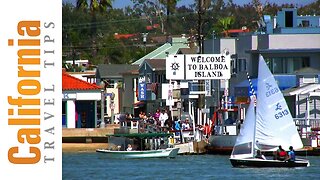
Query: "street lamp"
100 80 106 128
142 33 148 53
110 92 115 124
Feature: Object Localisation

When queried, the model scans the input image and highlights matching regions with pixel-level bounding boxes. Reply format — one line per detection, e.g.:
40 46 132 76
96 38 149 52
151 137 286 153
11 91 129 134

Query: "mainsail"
255 55 303 151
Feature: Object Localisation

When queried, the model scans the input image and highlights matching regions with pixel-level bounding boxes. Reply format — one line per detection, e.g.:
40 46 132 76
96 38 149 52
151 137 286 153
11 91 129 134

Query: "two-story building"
95 64 139 118
205 8 320 123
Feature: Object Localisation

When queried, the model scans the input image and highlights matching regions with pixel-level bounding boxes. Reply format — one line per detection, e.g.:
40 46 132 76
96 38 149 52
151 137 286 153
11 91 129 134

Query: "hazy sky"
63 0 316 9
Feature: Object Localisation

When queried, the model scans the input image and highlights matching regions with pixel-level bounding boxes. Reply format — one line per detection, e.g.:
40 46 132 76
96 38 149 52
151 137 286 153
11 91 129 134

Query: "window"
231 59 237 74
302 20 310 27
107 80 115 88
265 57 310 74
237 58 247 72
146 73 151 83
285 11 293 27
156 74 166 83
272 57 284 74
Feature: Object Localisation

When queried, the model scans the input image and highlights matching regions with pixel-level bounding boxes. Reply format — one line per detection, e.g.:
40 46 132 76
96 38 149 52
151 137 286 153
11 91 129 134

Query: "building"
205 8 320 122
62 71 101 128
95 64 139 117
137 59 166 114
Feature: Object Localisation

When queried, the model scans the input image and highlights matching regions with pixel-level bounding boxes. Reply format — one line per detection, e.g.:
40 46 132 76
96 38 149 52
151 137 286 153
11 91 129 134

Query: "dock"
62 124 208 154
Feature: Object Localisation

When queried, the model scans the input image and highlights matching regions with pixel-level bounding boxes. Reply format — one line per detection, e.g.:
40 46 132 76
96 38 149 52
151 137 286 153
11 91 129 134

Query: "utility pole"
197 0 204 55
198 0 205 110
110 92 115 124
99 81 106 128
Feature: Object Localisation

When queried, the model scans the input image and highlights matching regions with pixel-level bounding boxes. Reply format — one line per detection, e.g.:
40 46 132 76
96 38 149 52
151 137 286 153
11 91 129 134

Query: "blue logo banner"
138 82 146 100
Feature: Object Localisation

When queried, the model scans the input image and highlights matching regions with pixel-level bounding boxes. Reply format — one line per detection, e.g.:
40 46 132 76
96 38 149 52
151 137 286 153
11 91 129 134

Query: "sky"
63 0 316 9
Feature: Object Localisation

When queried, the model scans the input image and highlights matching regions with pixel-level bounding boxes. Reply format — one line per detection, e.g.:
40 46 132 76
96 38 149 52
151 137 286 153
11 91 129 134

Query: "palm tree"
76 0 112 13
159 0 180 33
217 16 234 37
76 0 113 62
76 0 113 35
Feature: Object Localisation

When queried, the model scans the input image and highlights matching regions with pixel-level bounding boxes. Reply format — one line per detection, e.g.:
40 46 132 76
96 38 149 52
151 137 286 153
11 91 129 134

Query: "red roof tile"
114 33 137 39
62 71 100 91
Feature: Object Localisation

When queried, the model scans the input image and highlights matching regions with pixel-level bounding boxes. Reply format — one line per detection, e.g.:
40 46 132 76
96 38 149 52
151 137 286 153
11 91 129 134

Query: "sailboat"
229 55 310 168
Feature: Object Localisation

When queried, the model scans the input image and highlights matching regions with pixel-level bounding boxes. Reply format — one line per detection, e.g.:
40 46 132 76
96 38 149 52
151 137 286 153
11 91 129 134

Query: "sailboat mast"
246 72 256 157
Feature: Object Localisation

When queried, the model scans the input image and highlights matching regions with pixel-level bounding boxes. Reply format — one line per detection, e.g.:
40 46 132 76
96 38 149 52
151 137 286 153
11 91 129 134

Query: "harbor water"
63 153 319 179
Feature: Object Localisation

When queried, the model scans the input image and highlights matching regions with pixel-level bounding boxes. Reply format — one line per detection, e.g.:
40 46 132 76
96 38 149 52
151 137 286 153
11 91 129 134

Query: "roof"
143 59 166 71
62 71 100 91
132 37 189 65
247 48 320 54
225 28 250 34
114 33 137 39
283 83 320 96
294 67 320 74
96 64 139 79
178 47 197 54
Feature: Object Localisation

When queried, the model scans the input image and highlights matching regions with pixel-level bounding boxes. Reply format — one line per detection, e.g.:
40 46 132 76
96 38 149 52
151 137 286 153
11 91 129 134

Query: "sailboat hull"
230 158 310 168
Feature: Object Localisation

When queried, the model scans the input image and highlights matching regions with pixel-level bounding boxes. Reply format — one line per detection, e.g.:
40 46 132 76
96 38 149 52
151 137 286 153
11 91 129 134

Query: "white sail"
255 55 303 151
230 97 255 158
230 55 309 168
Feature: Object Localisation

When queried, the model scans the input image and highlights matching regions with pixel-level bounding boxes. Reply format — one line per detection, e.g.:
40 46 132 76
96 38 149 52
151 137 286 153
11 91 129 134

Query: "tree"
76 0 112 13
76 0 113 35
216 16 235 37
159 0 180 34
132 0 166 33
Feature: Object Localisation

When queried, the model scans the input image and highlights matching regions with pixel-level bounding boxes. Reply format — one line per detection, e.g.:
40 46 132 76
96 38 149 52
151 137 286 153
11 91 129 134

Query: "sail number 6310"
275 109 289 119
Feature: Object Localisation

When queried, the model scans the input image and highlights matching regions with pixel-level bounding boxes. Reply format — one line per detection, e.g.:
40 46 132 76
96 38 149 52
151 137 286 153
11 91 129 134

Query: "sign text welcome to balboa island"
185 54 230 80
166 54 231 80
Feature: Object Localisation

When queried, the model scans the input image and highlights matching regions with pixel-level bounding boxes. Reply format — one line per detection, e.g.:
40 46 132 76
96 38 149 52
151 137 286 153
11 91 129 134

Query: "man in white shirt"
159 109 168 127
182 118 191 130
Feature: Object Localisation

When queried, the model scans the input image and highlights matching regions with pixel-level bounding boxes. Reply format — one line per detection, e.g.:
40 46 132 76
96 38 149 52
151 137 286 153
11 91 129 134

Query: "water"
63 153 319 180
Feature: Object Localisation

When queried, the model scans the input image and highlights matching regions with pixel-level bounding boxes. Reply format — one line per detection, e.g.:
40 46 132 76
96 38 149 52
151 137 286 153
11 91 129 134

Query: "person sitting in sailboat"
285 146 296 162
255 150 266 160
274 145 287 161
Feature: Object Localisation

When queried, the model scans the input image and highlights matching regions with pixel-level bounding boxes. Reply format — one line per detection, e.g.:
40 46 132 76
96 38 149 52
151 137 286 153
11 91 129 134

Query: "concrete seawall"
63 143 108 152
62 125 119 152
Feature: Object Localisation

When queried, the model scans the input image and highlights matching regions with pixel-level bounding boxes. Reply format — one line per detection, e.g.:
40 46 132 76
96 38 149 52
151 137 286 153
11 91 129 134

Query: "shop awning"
235 75 296 90
133 101 145 107
283 83 320 96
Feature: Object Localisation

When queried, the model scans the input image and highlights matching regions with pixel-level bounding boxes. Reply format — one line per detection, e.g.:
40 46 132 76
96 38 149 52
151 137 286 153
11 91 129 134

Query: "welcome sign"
0 0 62 179
185 54 231 80
166 54 231 80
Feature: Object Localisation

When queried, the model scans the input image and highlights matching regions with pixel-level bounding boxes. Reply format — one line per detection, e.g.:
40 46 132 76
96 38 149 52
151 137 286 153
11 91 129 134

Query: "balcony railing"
189 81 205 94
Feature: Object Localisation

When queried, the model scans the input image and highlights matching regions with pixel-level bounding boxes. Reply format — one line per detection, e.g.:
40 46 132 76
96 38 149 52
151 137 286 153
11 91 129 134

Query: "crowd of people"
129 109 215 142
135 109 194 132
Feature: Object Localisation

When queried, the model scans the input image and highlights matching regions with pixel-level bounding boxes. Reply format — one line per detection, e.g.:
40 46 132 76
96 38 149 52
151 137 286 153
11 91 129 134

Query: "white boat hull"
96 148 180 159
